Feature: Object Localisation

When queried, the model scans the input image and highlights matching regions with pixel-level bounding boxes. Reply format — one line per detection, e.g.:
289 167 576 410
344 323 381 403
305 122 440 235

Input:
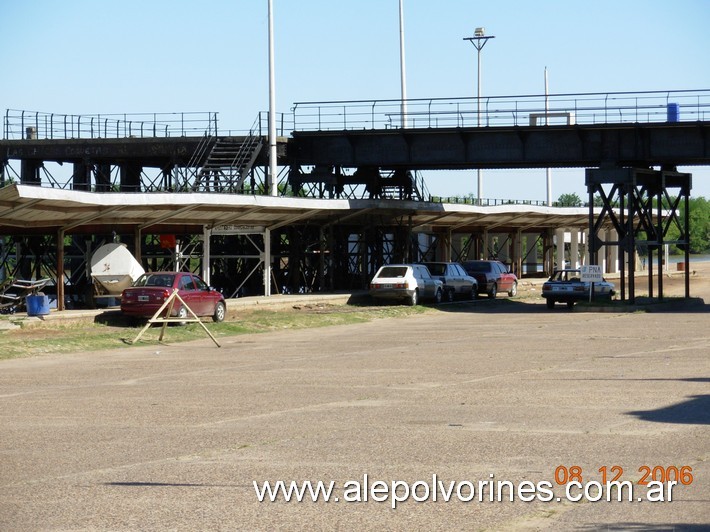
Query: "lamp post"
268 0 277 197
463 27 495 205
399 0 408 128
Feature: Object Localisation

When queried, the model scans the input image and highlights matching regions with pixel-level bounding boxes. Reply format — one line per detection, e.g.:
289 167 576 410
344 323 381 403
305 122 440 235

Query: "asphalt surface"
1 289 709 530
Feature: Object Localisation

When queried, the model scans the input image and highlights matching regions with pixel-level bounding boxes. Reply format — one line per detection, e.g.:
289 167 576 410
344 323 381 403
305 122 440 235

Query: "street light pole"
399 0 408 128
463 28 495 205
268 0 278 197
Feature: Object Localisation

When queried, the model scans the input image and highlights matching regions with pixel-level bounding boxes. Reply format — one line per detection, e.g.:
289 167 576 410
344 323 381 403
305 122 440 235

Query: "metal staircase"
190 127 264 192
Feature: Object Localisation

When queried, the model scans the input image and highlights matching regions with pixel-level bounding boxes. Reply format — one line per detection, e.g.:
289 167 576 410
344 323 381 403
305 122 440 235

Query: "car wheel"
508 282 518 297
488 283 497 299
446 288 455 303
408 289 419 306
212 301 226 322
470 286 477 300
566 301 575 310
546 299 555 309
176 305 188 326
434 288 443 305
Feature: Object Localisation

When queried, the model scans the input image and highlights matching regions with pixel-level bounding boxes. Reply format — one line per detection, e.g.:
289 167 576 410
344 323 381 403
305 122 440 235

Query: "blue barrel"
26 295 50 316
667 103 680 122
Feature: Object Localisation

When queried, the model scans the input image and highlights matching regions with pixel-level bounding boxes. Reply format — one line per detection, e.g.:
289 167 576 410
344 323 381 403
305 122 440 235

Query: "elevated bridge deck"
0 89 707 306
288 89 710 171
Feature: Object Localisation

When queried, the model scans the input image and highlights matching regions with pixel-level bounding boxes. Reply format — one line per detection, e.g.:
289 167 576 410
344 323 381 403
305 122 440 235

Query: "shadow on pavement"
576 524 710 531
627 394 710 425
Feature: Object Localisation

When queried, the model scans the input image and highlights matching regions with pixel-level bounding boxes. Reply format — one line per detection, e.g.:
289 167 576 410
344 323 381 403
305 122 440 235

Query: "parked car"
369 264 443 306
542 269 615 309
417 262 478 301
121 272 226 322
461 260 518 298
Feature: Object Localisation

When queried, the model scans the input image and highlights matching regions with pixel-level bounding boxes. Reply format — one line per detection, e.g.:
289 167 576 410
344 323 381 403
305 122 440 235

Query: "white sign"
580 265 603 282
212 225 265 235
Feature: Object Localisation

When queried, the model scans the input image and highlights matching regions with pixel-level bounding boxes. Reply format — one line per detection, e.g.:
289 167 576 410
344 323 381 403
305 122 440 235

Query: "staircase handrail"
188 134 216 191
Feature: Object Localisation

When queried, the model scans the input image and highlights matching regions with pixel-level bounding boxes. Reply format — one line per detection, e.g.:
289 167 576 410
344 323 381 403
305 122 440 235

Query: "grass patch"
0 303 432 361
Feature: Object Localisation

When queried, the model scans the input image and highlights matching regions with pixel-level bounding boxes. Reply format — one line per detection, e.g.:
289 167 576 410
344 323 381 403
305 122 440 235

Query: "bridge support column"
586 167 691 302
607 229 619 274
570 230 580 269
73 162 91 191
512 229 522 278
96 164 112 192
555 228 566 270
21 160 42 185
120 162 142 192
523 234 539 275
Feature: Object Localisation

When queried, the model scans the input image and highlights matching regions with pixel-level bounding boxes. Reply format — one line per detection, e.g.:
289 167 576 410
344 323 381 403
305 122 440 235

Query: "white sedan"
542 269 615 309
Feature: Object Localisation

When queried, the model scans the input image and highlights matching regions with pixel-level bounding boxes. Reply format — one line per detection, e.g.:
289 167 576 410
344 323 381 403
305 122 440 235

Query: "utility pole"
463 28 495 205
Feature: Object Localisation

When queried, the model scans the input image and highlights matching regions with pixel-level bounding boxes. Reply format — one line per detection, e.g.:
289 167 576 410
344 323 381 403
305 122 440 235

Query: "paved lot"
1 279 709 530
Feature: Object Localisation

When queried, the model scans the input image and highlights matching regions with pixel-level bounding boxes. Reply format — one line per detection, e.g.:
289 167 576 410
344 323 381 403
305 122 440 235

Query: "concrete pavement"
0 297 708 530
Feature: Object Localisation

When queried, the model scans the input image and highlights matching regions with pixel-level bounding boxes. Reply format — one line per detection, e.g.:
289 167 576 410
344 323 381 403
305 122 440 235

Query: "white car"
369 264 443 306
542 269 615 309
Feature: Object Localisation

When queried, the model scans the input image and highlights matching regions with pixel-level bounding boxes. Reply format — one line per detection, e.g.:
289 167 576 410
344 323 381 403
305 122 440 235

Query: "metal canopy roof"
0 184 593 235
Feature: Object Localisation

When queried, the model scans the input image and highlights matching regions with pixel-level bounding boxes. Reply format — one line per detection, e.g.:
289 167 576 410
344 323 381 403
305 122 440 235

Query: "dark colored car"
461 260 518 298
542 269 615 309
121 272 226 322
417 262 478 301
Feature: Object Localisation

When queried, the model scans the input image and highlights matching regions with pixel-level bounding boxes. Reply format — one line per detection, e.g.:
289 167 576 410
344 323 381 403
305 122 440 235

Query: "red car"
121 272 226 322
461 260 518 298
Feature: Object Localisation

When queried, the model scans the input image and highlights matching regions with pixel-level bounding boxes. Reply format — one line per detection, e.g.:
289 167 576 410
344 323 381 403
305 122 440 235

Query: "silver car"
417 262 478 301
542 269 615 309
369 264 443 306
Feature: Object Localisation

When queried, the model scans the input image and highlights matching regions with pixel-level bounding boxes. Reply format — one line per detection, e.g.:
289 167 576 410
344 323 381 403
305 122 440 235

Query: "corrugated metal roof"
0 184 592 234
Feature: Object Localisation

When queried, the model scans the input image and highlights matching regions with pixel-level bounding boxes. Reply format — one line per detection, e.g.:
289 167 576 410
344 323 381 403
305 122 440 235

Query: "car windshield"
466 262 491 273
376 266 408 279
423 264 445 275
552 270 582 282
133 273 174 287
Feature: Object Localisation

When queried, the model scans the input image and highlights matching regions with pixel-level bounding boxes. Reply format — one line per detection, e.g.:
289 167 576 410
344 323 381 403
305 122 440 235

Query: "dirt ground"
0 263 708 531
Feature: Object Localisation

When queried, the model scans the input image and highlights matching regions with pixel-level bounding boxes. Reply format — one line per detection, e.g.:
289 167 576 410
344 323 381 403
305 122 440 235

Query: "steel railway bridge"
1 89 709 309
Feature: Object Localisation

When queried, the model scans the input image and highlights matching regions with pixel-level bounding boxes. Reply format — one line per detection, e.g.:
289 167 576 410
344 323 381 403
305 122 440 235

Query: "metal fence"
6 89 709 140
3 110 220 140
292 89 710 131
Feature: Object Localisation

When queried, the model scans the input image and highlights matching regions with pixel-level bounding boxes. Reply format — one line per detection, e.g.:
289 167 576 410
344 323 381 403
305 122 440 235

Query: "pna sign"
580 265 603 282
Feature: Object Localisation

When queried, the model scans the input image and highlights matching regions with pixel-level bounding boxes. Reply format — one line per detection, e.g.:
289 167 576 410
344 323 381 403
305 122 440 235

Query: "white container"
90 243 145 295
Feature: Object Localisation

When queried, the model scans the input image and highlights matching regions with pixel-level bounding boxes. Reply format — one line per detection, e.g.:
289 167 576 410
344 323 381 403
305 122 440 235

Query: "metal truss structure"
586 167 691 302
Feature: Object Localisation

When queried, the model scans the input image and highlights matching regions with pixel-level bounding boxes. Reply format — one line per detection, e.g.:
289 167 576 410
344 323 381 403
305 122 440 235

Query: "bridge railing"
291 89 710 131
3 110 220 140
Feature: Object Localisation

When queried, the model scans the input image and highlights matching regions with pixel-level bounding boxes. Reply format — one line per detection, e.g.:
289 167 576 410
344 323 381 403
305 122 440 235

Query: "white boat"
90 243 145 295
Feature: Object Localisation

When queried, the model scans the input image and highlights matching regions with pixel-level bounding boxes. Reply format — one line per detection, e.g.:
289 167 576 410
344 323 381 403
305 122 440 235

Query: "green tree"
556 193 582 207
662 196 710 254
687 196 710 252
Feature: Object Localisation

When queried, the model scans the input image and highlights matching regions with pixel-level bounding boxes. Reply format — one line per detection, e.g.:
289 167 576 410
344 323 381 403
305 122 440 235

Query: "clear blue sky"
2 0 709 200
